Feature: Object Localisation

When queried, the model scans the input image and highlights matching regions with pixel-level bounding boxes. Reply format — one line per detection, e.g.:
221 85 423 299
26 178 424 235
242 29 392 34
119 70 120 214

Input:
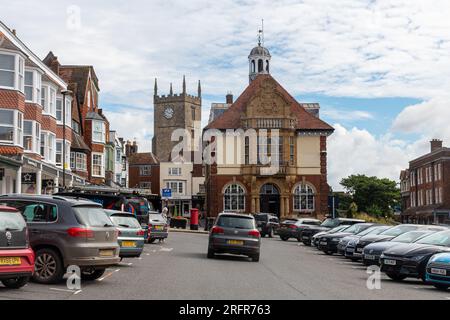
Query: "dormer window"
92 120 105 143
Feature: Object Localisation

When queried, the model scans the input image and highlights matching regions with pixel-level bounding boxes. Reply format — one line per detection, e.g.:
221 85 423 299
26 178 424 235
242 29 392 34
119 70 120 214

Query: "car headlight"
380 254 385 259
332 238 340 242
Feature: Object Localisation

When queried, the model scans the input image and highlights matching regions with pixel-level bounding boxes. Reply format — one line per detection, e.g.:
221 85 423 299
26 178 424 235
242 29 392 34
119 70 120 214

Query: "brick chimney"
430 139 443 152
226 92 233 104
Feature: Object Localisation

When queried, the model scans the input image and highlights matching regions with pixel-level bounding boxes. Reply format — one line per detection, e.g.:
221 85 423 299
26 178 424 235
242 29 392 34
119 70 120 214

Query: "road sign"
162 188 172 198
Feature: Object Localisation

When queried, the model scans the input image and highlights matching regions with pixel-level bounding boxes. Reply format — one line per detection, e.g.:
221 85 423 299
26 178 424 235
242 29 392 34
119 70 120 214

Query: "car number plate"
384 259 397 266
346 248 354 253
122 241 136 248
0 257 21 265
320 241 327 245
154 225 163 230
365 254 375 260
356 247 363 253
227 240 244 245
302 236 309 239
99 249 114 257
431 268 447 275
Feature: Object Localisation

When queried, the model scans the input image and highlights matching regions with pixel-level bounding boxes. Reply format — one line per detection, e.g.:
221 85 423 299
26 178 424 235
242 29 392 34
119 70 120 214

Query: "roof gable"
206 74 334 132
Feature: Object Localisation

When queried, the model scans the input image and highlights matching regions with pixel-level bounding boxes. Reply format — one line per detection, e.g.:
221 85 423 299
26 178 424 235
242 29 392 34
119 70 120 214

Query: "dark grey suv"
0 195 120 284
208 213 261 262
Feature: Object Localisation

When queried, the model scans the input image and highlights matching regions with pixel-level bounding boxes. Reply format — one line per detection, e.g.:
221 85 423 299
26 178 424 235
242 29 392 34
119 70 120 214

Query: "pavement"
1 232 450 300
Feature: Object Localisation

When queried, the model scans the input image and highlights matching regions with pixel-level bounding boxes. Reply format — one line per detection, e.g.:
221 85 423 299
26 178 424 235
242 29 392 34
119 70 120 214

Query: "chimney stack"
430 139 443 152
12 29 16 36
226 92 233 104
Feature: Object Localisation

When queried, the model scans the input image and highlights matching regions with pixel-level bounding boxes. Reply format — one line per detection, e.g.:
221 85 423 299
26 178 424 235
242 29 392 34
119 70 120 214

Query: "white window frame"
56 96 63 123
92 120 105 143
293 184 315 212
92 152 105 177
223 183 245 212
139 165 151 176
0 109 23 146
168 167 181 176
56 140 63 167
0 52 26 92
23 120 33 152
166 181 184 195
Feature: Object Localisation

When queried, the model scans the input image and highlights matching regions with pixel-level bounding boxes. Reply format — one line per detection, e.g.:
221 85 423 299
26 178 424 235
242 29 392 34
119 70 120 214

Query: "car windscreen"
329 225 349 233
73 206 114 227
415 231 450 246
217 215 255 229
393 231 432 243
321 219 338 228
254 215 268 222
380 225 418 237
356 226 381 236
110 215 141 228
149 214 166 223
299 220 321 226
0 211 26 231
343 224 368 234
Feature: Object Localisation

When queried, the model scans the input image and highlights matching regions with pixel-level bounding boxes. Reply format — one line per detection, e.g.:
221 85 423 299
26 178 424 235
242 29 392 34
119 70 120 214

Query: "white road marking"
74 290 82 295
159 247 173 252
49 288 76 293
97 268 120 282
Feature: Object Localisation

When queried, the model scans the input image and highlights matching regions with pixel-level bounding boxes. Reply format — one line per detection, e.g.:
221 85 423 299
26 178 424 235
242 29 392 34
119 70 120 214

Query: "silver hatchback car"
207 212 261 262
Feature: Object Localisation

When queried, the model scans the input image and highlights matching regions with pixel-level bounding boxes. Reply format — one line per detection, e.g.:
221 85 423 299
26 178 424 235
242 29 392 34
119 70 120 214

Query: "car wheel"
324 251 332 255
1 276 29 289
33 248 64 284
251 253 260 262
207 248 215 259
81 268 105 281
280 236 289 241
302 240 311 246
386 272 407 281
268 228 274 238
148 238 156 244
433 283 449 291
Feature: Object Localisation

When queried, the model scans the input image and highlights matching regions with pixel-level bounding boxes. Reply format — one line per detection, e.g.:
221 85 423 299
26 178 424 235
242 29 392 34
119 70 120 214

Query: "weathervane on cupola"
249 19 271 83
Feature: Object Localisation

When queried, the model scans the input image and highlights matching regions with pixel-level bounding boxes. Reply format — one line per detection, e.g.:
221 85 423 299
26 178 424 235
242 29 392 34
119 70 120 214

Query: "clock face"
164 107 174 119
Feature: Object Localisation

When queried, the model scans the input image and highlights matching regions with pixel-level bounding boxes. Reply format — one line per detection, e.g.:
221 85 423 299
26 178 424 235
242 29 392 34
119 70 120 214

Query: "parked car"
318 223 375 255
362 230 435 266
104 210 145 258
278 218 321 242
340 225 390 258
354 224 447 257
0 195 120 284
425 252 450 290
300 218 365 246
207 213 261 262
254 213 279 238
147 212 168 243
312 225 350 247
0 206 34 289
380 230 450 281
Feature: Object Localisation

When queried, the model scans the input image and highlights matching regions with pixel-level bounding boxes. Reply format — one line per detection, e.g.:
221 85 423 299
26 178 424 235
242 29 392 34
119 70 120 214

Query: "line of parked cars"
295 216 450 290
0 194 168 289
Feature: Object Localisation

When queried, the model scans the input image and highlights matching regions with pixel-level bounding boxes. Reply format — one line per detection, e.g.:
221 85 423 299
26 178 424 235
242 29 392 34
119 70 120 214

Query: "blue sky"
2 0 450 188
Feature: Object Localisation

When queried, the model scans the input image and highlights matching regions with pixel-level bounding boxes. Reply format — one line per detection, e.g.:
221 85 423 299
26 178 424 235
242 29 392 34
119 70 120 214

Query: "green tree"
340 174 400 217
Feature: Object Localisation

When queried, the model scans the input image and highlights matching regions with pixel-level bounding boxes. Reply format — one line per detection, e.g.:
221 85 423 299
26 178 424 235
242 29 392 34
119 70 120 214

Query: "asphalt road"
1 232 450 300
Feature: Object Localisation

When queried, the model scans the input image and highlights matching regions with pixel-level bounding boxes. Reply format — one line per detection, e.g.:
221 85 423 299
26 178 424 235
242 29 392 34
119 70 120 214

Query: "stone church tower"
152 76 202 162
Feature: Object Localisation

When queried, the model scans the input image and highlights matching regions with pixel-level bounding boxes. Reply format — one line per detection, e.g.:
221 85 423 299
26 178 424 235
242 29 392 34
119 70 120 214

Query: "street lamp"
61 89 73 190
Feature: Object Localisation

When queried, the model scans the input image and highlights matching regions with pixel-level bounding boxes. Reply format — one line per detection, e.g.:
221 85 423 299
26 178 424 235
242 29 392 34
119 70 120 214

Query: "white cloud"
327 124 427 189
3 0 450 187
321 108 374 122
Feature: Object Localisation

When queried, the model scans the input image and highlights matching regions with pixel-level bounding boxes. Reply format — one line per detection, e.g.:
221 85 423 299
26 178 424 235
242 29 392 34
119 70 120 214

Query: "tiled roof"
129 152 159 165
206 74 334 132
58 65 99 106
71 132 90 152
0 146 22 155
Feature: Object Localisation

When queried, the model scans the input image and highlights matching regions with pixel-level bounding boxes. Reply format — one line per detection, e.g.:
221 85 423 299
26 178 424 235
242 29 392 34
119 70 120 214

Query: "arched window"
258 59 263 72
251 60 256 73
293 184 315 211
266 60 269 72
223 184 245 211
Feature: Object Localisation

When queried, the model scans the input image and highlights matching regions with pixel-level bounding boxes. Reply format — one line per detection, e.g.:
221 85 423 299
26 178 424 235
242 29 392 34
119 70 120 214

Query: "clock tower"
152 76 202 162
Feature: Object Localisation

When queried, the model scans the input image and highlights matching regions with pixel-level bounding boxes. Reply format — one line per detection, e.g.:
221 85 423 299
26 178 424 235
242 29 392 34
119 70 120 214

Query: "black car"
312 225 351 247
354 224 447 258
339 225 390 258
362 230 435 266
380 230 450 281
317 223 375 255
254 213 279 238
300 218 365 246
277 218 321 242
